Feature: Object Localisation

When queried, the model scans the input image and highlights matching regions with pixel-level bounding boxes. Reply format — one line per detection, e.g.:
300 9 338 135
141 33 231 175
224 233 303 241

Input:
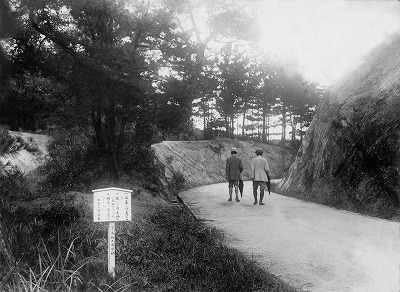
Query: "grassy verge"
2 199 297 292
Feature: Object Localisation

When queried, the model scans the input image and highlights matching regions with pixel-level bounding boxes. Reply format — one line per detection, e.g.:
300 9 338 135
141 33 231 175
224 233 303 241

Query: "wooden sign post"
93 187 132 278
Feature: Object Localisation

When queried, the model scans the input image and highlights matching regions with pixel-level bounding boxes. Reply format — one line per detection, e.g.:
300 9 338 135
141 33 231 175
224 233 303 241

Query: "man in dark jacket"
225 147 243 202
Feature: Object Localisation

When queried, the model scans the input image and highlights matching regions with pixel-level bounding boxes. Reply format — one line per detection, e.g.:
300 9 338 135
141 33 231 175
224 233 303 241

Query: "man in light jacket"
251 149 270 205
225 147 243 202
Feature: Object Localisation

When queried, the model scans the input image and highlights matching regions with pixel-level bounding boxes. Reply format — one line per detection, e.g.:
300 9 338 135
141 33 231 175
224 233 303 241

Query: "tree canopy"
1 0 328 180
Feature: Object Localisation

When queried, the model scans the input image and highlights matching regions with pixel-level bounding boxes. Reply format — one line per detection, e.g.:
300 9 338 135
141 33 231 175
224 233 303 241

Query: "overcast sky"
244 0 400 86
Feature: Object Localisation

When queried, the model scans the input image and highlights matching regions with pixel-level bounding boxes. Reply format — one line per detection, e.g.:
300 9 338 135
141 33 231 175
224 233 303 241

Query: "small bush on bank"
38 128 106 194
168 171 186 195
38 127 163 195
0 168 33 201
118 137 164 192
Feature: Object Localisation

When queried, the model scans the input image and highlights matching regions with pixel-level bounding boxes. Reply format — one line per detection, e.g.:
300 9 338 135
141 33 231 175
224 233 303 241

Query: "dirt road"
179 181 400 292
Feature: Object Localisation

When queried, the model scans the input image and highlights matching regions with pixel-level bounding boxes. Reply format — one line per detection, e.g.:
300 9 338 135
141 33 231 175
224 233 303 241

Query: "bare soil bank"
1 131 51 173
152 139 295 189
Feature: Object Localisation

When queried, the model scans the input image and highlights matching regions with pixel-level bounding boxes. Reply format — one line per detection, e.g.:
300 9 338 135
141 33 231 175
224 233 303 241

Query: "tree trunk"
266 111 270 142
242 109 246 137
300 124 304 141
290 112 296 145
262 106 268 143
105 99 120 182
281 105 287 141
92 107 105 149
224 115 229 138
116 115 127 172
203 104 207 131
230 117 234 138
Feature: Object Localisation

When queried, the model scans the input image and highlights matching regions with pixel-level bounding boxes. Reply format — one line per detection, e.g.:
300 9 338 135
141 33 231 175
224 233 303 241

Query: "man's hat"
255 149 263 155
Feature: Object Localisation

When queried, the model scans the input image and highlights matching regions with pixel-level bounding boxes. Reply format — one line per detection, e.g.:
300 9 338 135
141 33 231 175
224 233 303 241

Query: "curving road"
179 181 400 292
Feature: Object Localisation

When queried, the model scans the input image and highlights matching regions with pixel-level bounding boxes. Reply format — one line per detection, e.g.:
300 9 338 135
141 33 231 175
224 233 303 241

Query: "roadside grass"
2 200 297 292
119 206 297 292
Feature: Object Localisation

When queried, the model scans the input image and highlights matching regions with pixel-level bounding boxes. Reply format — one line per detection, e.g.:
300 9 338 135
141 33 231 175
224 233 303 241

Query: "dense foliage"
1 0 324 152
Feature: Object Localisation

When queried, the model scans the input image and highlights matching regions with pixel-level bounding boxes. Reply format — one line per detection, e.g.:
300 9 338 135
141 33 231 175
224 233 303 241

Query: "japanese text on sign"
93 188 132 222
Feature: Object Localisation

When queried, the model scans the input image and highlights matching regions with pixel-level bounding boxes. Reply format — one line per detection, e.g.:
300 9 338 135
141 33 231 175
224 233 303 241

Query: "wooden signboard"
92 187 132 277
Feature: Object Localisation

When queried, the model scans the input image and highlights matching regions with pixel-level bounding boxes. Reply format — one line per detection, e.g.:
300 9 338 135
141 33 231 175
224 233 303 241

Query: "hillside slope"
277 33 400 219
152 139 295 189
3 132 294 193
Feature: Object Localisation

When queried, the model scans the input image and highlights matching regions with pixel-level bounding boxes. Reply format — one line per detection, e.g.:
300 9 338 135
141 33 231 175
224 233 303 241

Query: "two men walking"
225 147 270 205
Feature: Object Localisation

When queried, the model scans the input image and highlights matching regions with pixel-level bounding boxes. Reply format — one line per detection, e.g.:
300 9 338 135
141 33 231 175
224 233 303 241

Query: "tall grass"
2 218 128 292
6 239 85 292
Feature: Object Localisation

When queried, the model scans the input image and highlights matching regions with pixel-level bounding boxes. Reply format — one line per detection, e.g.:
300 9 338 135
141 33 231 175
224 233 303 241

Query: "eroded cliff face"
152 139 294 190
277 34 400 219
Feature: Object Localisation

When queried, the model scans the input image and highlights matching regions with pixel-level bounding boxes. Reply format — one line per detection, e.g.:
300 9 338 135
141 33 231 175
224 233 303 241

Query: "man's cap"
255 149 263 155
231 147 237 152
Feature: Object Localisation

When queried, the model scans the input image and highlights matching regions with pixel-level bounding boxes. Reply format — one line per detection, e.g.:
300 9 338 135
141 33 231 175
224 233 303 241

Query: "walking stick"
239 179 244 197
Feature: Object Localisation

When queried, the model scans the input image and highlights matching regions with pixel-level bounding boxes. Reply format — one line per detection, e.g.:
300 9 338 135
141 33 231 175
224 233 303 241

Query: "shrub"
168 171 186 195
39 127 163 194
38 128 107 194
119 139 163 192
0 168 33 201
